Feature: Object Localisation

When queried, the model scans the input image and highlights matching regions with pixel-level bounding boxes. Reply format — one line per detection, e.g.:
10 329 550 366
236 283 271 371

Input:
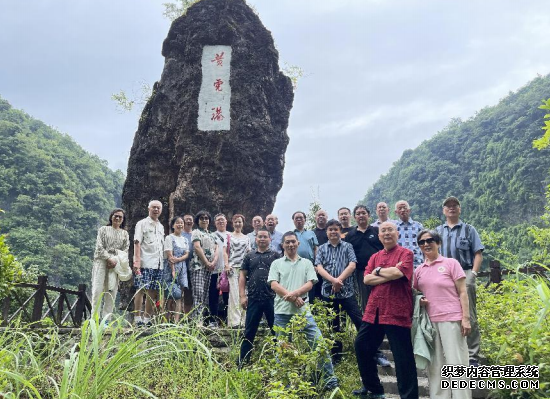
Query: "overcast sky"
1 0 550 232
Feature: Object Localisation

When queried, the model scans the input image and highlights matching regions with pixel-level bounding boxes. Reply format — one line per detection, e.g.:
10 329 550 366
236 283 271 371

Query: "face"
418 233 439 257
173 217 184 232
315 210 328 227
252 216 264 230
215 216 227 231
111 211 124 226
148 201 162 219
256 230 271 250
395 201 410 222
198 214 210 229
292 213 305 229
378 222 398 248
338 208 351 225
266 215 277 229
282 234 299 256
354 208 369 226
443 202 461 219
376 202 389 219
183 215 194 229
233 217 244 231
326 225 341 241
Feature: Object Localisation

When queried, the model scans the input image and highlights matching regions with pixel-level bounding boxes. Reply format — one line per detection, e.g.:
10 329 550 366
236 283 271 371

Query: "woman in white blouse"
227 214 251 327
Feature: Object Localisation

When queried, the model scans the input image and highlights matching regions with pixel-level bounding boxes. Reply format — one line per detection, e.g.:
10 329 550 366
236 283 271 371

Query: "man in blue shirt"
292 211 319 303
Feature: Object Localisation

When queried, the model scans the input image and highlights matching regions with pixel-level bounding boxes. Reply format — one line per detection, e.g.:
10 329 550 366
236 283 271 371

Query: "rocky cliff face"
122 0 294 233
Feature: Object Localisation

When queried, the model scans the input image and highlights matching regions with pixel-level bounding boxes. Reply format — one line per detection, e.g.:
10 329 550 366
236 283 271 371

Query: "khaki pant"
428 321 471 399
465 270 481 361
227 269 245 327
91 260 118 320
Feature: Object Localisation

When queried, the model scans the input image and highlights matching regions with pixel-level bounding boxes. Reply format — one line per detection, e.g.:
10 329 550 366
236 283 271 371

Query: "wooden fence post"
74 284 87 327
31 276 48 325
489 260 502 285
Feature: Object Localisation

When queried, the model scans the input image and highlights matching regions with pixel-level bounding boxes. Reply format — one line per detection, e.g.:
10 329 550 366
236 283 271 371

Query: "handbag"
217 271 230 293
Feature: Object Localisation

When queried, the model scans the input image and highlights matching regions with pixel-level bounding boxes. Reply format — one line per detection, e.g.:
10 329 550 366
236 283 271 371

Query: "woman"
414 229 471 399
189 210 219 322
227 214 251 328
91 208 129 320
164 216 190 323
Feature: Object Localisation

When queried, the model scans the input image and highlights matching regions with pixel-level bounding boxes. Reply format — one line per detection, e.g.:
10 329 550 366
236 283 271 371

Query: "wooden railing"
478 260 549 286
1 276 92 328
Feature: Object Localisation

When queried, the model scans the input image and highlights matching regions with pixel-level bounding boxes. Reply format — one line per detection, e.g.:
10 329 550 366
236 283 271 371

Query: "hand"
461 318 471 336
293 297 305 308
419 297 429 307
332 278 343 293
283 290 298 302
207 262 216 271
224 264 231 273
106 258 117 269
172 270 176 279
168 255 177 264
240 295 248 310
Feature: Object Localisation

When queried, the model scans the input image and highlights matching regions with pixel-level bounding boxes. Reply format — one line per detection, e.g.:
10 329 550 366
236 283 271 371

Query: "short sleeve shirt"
294 229 318 262
190 228 217 271
247 231 258 251
269 230 283 254
363 245 414 328
437 221 484 270
134 216 165 269
314 227 328 246
163 234 189 258
396 218 424 268
267 256 318 315
229 234 251 268
315 240 357 299
241 249 280 301
414 256 466 322
345 226 383 270
213 231 229 274
371 219 398 228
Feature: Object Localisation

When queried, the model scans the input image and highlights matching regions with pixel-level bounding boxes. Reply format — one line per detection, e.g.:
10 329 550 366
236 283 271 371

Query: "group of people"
91 196 484 399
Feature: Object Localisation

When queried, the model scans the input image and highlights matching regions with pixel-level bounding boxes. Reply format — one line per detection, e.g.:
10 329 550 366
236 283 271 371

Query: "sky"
1 0 550 232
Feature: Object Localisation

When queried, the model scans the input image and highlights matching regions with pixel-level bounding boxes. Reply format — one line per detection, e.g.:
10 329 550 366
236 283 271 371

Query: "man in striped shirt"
315 219 362 364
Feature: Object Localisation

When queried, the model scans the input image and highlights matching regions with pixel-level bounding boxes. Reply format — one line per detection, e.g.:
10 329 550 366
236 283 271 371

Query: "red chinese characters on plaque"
198 46 232 131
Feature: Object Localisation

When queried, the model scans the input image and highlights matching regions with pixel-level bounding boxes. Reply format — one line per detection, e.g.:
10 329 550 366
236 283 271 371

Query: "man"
315 219 362 363
292 211 319 303
247 215 264 251
181 213 195 314
209 213 230 327
437 196 484 367
337 207 353 238
265 214 283 255
394 200 424 268
345 205 389 367
133 200 165 327
238 228 280 366
313 209 329 246
354 222 418 399
371 202 397 227
268 231 338 391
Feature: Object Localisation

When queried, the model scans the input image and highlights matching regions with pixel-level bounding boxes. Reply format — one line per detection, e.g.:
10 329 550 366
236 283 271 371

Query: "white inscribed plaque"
197 45 232 131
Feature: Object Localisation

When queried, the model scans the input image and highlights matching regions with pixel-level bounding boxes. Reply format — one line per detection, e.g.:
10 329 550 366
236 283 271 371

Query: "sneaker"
146 320 153 327
136 321 145 328
352 386 368 396
376 354 391 367
352 387 385 398
323 380 339 392
469 359 480 367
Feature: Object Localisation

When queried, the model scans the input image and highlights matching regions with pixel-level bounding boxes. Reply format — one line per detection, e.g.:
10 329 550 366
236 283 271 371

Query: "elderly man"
371 202 397 227
337 207 353 238
265 214 283 255
395 200 424 268
292 211 319 303
353 221 418 399
133 200 165 327
314 209 329 246
247 215 264 251
437 196 484 367
268 231 338 391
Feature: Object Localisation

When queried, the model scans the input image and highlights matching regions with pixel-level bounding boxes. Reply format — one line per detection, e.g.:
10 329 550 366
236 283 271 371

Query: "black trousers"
238 297 274 365
354 320 418 399
322 296 363 360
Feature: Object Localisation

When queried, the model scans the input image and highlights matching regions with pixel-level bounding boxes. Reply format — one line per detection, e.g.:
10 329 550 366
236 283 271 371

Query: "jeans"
322 296 363 361
239 297 274 365
274 313 337 387
355 320 418 398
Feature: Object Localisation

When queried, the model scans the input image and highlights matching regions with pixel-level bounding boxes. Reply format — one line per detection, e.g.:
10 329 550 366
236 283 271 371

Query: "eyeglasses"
418 238 437 246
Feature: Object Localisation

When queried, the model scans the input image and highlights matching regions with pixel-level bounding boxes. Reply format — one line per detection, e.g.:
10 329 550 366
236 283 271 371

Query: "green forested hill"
0 97 125 287
362 75 550 261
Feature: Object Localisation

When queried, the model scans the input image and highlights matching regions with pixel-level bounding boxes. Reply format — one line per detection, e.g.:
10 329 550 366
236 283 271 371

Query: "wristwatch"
375 267 382 276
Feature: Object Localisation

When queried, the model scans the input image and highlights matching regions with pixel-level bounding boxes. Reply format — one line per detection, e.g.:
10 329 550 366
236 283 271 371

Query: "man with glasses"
436 196 484 367
394 200 424 269
292 211 319 303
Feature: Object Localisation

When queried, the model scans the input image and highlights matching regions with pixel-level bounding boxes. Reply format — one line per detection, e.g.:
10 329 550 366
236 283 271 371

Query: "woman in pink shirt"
414 229 471 399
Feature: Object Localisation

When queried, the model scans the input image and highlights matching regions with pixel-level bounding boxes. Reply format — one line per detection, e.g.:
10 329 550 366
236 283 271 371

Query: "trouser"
91 262 118 320
322 296 363 361
239 297 274 365
428 321 471 399
355 320 418 399
308 273 323 304
206 273 220 324
227 269 245 327
274 313 338 387
189 268 212 320
355 267 371 311
465 270 480 362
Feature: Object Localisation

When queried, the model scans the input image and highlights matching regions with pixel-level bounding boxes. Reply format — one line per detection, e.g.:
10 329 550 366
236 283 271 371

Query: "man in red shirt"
353 221 418 399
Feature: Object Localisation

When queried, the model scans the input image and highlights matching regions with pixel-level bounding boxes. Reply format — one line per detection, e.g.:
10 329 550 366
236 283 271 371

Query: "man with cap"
436 196 484 367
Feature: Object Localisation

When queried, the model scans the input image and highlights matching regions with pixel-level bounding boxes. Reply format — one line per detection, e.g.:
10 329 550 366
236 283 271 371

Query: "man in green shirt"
267 231 338 391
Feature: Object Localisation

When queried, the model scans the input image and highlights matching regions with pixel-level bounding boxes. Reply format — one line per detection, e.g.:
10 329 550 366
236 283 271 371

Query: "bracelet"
471 270 478 277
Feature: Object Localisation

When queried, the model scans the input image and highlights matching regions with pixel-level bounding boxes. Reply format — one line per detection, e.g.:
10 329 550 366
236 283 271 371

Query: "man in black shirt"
314 209 329 246
238 227 280 366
